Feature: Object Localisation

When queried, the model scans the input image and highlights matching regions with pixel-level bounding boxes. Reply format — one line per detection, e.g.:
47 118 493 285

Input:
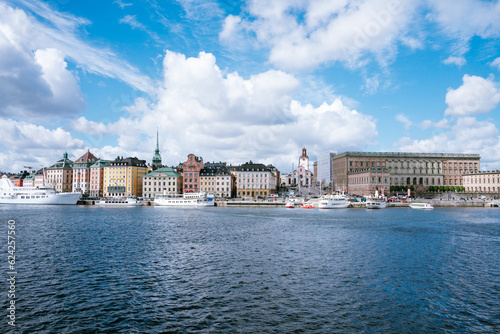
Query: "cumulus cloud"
220 0 420 71
427 0 500 40
445 74 500 116
0 1 154 94
396 117 499 159
73 51 378 170
0 21 85 119
0 117 84 171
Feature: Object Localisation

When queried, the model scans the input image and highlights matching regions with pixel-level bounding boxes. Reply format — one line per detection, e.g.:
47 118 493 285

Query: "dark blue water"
1 205 499 333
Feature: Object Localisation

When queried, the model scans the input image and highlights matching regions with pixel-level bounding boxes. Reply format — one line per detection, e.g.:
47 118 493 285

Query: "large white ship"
318 194 350 209
154 192 215 207
0 175 81 205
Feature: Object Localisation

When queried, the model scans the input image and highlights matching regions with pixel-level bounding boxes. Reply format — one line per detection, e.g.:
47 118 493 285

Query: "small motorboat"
301 202 315 209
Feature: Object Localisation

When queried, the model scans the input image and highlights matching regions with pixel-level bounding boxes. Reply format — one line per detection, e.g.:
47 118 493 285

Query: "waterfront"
2 206 499 333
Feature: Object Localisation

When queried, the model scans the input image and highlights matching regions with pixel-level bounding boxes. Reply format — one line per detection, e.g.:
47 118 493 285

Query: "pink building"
72 150 98 194
181 154 204 192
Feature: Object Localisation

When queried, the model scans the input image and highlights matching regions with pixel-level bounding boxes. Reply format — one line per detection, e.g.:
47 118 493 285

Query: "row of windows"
145 188 178 192
238 191 269 196
237 185 268 189
464 177 500 184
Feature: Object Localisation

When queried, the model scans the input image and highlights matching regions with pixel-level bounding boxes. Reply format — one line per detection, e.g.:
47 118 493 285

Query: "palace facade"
333 152 481 195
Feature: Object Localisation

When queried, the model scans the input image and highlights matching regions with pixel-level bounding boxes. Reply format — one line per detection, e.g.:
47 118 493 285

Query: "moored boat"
409 202 434 209
366 197 387 209
154 192 215 207
96 196 143 206
318 194 350 209
0 175 80 205
285 201 295 208
301 202 315 209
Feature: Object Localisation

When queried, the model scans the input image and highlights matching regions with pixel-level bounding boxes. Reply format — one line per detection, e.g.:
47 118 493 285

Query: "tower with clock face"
299 147 309 171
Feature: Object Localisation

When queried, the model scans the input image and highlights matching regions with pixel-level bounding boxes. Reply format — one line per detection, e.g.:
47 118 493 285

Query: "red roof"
76 149 98 163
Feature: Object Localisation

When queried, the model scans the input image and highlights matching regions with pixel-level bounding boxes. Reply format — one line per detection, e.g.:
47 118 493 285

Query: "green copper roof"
143 167 179 178
152 129 162 166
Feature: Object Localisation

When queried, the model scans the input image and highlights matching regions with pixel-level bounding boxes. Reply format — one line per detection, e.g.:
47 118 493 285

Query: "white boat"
96 196 143 206
318 194 350 209
154 192 215 207
366 197 387 209
285 201 295 208
409 202 434 209
0 175 80 205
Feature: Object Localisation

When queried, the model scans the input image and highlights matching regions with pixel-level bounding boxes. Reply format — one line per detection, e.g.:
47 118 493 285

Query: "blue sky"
1 0 500 172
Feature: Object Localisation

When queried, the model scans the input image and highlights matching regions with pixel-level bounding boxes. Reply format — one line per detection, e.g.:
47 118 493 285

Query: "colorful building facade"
72 150 98 194
47 152 74 192
181 154 204 193
103 157 147 197
142 167 182 198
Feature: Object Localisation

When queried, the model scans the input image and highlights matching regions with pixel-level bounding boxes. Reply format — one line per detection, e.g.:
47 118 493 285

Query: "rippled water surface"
2 205 500 333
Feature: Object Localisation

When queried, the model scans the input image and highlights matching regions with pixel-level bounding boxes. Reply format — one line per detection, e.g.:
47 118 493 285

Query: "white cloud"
396 114 412 130
420 119 450 129
0 117 84 171
222 0 421 70
1 1 154 94
119 15 160 42
219 14 242 42
492 57 500 70
396 117 500 160
443 56 466 67
427 0 500 40
74 51 378 171
445 74 500 116
0 21 85 119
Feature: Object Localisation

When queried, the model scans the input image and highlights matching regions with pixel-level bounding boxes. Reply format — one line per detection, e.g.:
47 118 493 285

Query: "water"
1 205 499 333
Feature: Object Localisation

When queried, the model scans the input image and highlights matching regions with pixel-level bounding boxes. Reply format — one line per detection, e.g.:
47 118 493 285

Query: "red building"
181 154 204 193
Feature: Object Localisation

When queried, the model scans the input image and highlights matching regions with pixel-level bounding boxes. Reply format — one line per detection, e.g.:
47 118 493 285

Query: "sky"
1 0 500 173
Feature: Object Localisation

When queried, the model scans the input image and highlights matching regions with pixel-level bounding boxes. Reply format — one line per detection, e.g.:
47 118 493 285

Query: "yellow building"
103 157 147 197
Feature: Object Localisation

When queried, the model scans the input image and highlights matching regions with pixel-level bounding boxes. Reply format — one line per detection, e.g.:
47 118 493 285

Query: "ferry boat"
318 194 350 209
366 197 387 209
154 192 215 207
409 202 434 209
96 196 143 206
0 175 80 205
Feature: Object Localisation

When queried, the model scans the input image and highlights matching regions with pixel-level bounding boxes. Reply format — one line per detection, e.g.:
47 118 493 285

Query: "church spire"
152 128 162 169
156 128 159 152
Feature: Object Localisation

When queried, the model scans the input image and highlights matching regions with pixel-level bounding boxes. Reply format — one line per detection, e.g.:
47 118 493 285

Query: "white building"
200 165 233 198
231 161 277 197
463 170 500 193
142 167 183 199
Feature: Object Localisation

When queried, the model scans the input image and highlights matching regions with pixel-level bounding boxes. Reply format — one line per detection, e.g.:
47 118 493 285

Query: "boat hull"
409 203 434 209
154 199 215 206
0 192 81 205
366 201 387 209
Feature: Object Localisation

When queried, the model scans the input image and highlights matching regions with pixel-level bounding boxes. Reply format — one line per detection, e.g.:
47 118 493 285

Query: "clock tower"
299 146 309 171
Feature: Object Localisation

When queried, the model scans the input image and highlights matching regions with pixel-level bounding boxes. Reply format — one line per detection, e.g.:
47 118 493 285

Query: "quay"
76 198 498 208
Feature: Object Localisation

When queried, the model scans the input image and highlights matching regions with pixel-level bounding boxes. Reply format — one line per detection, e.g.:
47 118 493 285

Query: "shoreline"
76 199 498 208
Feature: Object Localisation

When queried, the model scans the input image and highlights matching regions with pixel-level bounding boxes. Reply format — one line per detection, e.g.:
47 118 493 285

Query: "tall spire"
156 127 159 152
152 128 162 169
